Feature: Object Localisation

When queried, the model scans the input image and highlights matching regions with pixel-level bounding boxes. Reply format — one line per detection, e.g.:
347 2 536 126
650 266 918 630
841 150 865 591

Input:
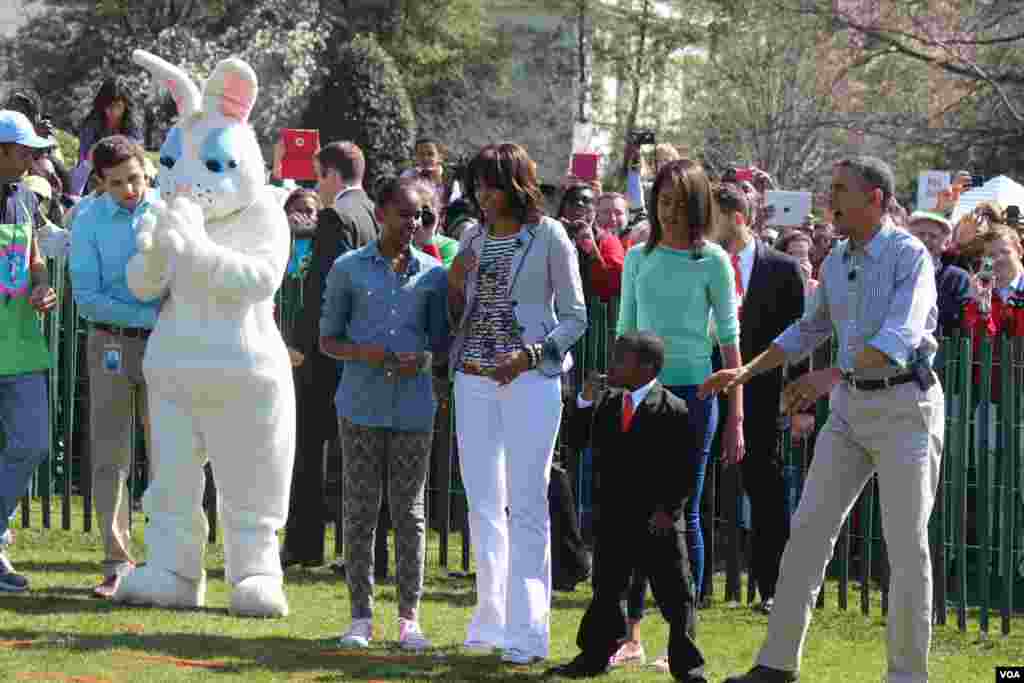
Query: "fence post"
999 334 1016 635
978 335 994 634
956 335 973 632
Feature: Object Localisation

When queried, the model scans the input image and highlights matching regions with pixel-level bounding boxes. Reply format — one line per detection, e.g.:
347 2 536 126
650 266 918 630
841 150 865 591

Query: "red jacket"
587 230 625 302
962 281 1024 401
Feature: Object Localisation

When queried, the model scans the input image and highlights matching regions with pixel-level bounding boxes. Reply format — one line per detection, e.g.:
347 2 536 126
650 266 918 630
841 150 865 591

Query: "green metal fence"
13 262 1024 634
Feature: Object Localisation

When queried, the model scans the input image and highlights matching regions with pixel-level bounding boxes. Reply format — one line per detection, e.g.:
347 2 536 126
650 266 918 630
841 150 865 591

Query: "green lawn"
0 500 1020 682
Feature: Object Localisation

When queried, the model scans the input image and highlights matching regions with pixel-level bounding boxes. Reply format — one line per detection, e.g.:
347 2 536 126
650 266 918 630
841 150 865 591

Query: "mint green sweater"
616 242 740 386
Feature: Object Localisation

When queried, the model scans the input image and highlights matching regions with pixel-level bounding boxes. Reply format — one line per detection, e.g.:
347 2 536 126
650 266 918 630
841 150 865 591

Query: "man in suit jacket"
546 332 707 683
283 142 378 568
718 186 805 613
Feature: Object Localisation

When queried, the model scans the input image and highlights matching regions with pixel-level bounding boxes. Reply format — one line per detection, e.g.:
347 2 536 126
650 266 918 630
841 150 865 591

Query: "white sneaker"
398 618 431 651
337 618 373 648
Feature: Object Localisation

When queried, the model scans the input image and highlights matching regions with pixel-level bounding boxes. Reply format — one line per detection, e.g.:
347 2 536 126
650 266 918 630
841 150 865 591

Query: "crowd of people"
1 70 1024 683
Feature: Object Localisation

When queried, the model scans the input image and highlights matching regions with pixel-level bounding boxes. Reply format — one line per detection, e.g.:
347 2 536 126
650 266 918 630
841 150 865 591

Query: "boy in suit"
546 331 706 682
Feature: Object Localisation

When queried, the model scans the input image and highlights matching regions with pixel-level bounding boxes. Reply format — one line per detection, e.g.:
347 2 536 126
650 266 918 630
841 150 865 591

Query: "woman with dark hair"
71 78 141 195
616 159 744 612
448 143 587 664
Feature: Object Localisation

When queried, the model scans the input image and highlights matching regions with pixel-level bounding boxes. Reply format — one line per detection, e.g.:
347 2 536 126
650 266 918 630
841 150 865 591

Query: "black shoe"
724 665 798 683
329 559 346 577
755 597 774 615
544 655 608 678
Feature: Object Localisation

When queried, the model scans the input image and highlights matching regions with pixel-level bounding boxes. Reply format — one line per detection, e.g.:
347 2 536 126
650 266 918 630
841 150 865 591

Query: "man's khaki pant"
87 330 150 576
757 379 944 683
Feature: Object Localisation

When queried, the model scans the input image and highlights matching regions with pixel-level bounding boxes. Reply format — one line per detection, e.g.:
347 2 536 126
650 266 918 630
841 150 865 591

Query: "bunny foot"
229 575 289 618
113 564 206 609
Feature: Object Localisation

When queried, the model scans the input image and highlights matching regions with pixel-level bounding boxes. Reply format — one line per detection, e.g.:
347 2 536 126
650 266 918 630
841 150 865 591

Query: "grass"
0 500 1021 682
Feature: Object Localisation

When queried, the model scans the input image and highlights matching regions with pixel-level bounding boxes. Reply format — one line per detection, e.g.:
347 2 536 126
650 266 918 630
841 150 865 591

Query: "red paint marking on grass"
0 640 38 649
124 654 230 669
15 675 113 683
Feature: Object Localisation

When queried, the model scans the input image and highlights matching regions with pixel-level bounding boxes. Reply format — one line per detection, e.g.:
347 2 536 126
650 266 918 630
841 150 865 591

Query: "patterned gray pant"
339 418 433 620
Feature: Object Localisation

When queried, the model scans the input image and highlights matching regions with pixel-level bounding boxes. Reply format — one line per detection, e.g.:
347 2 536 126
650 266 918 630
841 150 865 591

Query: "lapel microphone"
848 267 858 282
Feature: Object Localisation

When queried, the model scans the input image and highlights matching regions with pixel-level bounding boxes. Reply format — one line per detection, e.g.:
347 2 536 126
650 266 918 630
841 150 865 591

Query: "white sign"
951 175 1024 226
917 170 950 211
764 191 813 227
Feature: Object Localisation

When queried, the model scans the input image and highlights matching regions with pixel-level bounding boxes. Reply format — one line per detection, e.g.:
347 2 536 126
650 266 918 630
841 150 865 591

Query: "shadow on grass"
0 628 552 680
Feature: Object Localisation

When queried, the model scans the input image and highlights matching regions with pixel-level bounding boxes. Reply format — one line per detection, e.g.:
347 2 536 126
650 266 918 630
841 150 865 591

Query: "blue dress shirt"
320 241 450 432
775 222 938 377
69 191 160 329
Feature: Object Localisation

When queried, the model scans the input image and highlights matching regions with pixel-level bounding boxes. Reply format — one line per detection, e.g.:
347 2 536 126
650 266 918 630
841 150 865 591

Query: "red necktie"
731 252 745 319
622 393 635 432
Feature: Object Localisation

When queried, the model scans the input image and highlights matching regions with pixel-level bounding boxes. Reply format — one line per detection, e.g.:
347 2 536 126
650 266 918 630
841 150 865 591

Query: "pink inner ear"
220 72 255 122
165 80 185 114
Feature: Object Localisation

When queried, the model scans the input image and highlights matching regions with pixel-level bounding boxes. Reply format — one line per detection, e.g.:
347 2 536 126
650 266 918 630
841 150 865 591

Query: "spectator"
445 197 478 242
409 178 459 268
810 222 835 278
71 78 141 196
449 142 586 664
69 135 159 598
617 159 744 611
717 185 805 616
776 229 818 297
558 185 625 304
0 110 59 593
284 141 378 570
597 191 631 247
962 225 1024 391
944 201 1002 272
906 211 969 339
282 188 320 366
624 142 680 215
320 176 449 651
401 138 461 215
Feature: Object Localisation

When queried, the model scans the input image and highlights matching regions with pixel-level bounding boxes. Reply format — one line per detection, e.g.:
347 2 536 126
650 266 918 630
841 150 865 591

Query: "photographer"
557 184 624 303
401 138 462 223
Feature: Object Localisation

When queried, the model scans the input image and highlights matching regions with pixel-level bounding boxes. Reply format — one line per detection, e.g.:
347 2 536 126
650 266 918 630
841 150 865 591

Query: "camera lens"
422 208 436 228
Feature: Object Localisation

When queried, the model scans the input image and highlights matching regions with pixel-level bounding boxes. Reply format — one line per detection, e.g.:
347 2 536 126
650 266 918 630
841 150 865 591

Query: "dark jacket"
935 261 970 338
570 382 697 522
739 240 805 438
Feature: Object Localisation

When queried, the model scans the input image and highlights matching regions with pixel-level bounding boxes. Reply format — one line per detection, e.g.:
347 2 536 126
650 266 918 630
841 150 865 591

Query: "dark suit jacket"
570 382 698 523
739 240 805 438
297 188 378 356
936 262 970 338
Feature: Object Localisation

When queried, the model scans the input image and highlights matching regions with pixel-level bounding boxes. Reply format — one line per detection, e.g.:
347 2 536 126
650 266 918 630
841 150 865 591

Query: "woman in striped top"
447 143 587 664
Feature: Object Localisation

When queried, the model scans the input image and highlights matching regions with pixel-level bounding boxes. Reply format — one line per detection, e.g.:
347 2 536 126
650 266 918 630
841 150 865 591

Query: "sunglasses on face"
566 193 594 206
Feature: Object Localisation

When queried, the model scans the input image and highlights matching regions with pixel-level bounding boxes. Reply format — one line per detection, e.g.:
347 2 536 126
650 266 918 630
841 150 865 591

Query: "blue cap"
0 109 54 149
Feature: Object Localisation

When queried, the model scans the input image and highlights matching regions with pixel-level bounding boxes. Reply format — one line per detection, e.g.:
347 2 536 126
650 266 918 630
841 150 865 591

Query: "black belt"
842 372 915 391
93 322 152 340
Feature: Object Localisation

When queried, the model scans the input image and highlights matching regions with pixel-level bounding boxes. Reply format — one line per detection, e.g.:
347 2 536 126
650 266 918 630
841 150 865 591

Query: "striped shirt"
460 233 522 371
775 221 938 378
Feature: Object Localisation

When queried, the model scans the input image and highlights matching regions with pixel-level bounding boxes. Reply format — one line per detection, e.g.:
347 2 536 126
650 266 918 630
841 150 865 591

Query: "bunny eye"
159 156 176 169
205 159 224 173
228 160 238 169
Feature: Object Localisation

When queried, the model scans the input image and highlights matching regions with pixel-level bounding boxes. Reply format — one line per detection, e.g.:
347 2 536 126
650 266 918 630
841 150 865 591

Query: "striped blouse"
459 232 523 371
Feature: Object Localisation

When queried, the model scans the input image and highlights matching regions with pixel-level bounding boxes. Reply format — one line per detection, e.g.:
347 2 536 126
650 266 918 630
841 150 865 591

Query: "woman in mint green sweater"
616 159 744 611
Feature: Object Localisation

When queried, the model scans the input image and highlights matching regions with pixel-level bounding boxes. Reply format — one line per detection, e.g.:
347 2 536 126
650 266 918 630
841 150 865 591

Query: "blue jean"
626 384 719 618
0 372 49 540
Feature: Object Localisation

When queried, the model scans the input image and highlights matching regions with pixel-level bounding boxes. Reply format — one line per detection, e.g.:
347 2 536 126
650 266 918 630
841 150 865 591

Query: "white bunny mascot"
115 50 295 617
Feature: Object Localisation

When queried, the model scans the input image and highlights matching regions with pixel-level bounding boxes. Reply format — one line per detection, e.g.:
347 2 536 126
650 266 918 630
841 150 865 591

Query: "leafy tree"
302 32 416 185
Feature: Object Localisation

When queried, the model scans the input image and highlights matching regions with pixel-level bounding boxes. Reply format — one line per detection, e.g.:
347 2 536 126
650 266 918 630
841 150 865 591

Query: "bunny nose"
175 182 192 194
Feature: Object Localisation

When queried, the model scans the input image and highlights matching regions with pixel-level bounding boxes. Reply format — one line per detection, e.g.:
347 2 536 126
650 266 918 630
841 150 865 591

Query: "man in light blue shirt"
703 156 944 683
319 176 448 652
69 135 159 598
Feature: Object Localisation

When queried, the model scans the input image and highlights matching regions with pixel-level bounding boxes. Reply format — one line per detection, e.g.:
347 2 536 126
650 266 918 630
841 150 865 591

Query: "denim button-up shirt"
320 241 450 432
775 222 938 377
69 191 160 329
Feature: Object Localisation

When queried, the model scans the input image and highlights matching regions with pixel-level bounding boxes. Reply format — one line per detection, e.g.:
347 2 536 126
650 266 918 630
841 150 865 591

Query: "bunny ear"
132 49 201 119
203 57 258 123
